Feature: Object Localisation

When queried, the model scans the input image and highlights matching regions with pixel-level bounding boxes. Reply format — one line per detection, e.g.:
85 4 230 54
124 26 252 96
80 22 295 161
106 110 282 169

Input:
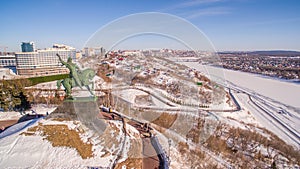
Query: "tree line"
0 79 32 111
0 74 68 111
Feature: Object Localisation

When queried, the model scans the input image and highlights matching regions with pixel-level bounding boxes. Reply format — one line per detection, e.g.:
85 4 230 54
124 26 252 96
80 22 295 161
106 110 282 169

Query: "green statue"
56 54 96 98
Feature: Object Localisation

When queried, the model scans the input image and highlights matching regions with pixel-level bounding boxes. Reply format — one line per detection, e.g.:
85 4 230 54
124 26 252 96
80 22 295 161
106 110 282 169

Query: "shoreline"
212 65 300 85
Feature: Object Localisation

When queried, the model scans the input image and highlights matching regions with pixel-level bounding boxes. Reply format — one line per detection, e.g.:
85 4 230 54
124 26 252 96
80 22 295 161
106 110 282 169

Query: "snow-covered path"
0 118 42 139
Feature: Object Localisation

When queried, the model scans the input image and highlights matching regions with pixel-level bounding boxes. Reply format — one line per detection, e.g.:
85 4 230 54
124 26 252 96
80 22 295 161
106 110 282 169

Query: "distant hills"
218 50 300 56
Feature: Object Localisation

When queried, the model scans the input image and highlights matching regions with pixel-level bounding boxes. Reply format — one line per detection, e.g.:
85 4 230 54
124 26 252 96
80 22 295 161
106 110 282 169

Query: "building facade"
0 55 17 73
83 47 105 57
15 44 76 76
0 55 16 67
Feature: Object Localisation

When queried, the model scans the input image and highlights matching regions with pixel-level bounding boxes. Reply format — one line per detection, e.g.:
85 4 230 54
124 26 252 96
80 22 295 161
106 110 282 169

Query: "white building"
0 55 17 74
15 44 76 76
0 55 16 67
83 47 105 57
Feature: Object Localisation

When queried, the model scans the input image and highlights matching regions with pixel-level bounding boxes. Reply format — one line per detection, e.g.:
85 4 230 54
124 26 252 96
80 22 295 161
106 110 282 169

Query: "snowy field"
0 119 115 168
182 62 300 109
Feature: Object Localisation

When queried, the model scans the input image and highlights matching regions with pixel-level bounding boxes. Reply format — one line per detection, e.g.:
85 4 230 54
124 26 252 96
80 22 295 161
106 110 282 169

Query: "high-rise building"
21 42 35 52
15 43 76 76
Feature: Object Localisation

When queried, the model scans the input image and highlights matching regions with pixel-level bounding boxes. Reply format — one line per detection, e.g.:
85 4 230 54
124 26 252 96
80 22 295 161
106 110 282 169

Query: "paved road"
230 86 300 147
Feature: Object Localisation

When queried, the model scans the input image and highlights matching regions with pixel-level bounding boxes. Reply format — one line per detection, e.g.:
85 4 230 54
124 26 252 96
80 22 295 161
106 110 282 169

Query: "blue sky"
0 0 300 51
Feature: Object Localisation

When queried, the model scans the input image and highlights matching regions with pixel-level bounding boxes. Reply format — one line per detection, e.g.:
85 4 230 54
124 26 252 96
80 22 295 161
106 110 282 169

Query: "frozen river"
181 62 300 109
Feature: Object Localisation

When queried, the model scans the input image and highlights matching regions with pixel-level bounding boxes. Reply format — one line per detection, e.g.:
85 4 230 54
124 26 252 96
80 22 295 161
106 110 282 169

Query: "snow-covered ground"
114 88 148 104
30 104 57 115
0 68 18 80
0 111 22 121
234 91 300 147
0 116 144 169
0 105 56 122
0 119 115 168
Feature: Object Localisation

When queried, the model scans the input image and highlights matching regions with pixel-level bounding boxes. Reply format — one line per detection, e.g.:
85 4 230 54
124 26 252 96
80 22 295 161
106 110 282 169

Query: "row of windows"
0 60 16 64
17 58 35 62
15 50 76 69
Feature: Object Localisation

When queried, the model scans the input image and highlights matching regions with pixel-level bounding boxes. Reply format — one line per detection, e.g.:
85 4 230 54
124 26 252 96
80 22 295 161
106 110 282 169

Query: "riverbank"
181 62 300 109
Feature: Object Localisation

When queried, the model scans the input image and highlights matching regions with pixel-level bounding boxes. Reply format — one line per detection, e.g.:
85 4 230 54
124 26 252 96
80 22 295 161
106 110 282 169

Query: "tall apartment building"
21 42 35 52
15 44 76 76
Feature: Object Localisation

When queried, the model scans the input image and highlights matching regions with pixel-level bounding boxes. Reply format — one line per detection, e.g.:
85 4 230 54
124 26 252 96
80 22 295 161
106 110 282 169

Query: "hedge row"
26 74 69 86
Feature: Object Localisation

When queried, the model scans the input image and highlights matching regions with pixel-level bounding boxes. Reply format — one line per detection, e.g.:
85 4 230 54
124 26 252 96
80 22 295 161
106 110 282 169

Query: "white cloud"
180 0 225 7
159 0 230 19
160 0 225 12
181 7 230 19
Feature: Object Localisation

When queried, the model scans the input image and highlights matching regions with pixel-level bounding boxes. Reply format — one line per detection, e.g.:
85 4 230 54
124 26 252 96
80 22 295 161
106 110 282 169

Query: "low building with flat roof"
0 55 17 74
0 55 16 67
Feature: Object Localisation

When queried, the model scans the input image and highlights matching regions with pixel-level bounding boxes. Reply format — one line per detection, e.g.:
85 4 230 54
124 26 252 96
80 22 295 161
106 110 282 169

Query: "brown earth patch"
186 117 205 144
152 112 177 130
177 141 211 168
50 117 72 122
0 119 18 130
21 123 93 159
115 158 142 169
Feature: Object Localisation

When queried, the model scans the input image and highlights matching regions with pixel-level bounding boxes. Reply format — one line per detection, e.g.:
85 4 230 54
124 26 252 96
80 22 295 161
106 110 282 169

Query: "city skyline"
0 0 300 51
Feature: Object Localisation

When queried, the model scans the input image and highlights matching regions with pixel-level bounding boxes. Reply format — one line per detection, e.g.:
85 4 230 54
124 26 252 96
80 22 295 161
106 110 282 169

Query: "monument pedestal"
48 97 107 134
